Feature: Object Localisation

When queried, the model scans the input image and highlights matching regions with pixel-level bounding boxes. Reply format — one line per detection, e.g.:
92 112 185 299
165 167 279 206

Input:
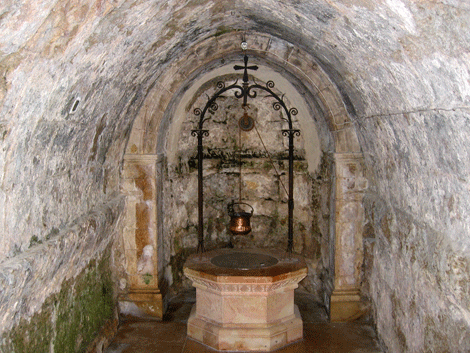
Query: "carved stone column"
330 153 367 321
119 154 164 318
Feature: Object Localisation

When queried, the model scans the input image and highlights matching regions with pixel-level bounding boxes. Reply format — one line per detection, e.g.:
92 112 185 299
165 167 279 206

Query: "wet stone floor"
105 289 383 353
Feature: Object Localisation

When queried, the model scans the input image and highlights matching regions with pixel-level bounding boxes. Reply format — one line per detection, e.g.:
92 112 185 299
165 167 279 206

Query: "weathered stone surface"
1 0 469 351
0 196 123 351
360 109 470 351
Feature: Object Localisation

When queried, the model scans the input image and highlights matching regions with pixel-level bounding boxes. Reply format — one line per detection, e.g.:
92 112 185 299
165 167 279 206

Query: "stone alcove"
164 69 330 292
117 32 367 322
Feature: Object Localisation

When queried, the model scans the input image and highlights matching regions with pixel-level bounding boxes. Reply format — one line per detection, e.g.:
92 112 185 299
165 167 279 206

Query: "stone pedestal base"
184 249 308 352
188 304 303 352
329 289 362 322
119 288 164 319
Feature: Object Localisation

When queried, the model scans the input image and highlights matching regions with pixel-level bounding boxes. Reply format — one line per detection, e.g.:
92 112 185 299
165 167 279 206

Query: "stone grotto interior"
0 1 469 352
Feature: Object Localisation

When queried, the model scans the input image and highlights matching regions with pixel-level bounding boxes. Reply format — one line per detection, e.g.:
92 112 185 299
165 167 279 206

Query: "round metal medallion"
239 113 255 131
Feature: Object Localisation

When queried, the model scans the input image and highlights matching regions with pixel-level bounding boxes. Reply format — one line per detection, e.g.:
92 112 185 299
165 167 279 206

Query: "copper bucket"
227 202 254 235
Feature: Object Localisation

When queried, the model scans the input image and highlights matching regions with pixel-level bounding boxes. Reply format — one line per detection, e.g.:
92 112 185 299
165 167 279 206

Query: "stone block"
214 33 241 53
119 288 164 319
330 289 364 322
245 33 271 53
333 127 361 153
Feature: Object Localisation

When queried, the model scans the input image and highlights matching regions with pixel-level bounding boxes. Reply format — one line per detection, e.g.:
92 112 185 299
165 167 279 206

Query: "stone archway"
118 32 367 321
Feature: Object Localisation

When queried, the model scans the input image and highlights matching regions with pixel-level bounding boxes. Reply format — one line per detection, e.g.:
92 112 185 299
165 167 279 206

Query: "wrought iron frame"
191 54 300 253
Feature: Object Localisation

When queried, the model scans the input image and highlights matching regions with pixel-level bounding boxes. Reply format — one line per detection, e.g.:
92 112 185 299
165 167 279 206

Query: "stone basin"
183 248 307 352
210 251 279 270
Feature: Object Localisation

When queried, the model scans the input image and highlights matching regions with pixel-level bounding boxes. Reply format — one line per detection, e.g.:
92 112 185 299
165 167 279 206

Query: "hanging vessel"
227 201 254 235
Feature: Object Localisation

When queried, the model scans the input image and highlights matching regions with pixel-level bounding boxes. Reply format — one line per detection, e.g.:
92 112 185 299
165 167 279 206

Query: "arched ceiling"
2 0 469 119
0 0 469 257
1 2 470 350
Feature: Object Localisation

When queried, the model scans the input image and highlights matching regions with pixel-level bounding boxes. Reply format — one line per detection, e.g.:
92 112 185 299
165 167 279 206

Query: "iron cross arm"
234 54 258 83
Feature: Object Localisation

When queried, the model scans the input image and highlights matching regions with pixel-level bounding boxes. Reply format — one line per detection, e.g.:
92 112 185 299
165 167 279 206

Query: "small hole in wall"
70 97 80 114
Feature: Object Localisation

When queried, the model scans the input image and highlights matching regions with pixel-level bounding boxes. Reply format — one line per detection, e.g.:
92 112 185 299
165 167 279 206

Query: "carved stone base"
119 288 164 319
184 248 307 352
188 305 303 351
329 289 363 322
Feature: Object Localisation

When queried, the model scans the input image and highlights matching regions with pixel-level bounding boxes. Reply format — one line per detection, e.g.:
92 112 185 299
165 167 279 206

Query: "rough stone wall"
359 109 470 352
163 86 332 301
343 2 470 350
0 0 177 344
0 196 124 352
0 0 148 262
1 0 469 351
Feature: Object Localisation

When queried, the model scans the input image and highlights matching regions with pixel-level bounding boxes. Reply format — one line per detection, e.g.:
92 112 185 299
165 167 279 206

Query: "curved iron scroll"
191 54 300 253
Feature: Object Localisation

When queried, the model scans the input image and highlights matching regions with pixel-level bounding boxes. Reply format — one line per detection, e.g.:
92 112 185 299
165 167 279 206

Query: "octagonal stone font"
183 248 308 351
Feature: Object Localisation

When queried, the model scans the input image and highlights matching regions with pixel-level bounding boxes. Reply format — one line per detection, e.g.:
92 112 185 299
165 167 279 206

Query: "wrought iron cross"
234 55 258 105
234 54 258 82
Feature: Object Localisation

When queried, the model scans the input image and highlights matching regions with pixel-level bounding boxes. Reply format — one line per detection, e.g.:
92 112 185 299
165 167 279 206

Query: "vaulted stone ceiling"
1 1 469 352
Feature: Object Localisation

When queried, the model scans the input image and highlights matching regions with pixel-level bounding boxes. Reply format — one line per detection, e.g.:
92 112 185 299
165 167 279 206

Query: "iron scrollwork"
191 129 209 138
281 129 301 138
192 53 301 253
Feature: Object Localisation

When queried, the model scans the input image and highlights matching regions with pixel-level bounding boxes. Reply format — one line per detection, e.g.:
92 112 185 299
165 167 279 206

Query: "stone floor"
105 289 383 353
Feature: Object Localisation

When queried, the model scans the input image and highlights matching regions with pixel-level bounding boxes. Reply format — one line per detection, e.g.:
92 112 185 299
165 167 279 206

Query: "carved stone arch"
120 31 366 321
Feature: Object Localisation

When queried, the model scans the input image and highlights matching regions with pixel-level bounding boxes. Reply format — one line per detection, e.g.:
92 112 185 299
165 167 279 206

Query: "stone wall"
359 110 470 352
1 0 469 351
0 197 124 353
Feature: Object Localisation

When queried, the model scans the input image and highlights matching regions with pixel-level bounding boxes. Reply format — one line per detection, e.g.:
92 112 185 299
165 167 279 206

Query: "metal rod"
288 131 294 253
192 129 208 253
239 125 242 204
283 129 299 253
197 132 204 253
